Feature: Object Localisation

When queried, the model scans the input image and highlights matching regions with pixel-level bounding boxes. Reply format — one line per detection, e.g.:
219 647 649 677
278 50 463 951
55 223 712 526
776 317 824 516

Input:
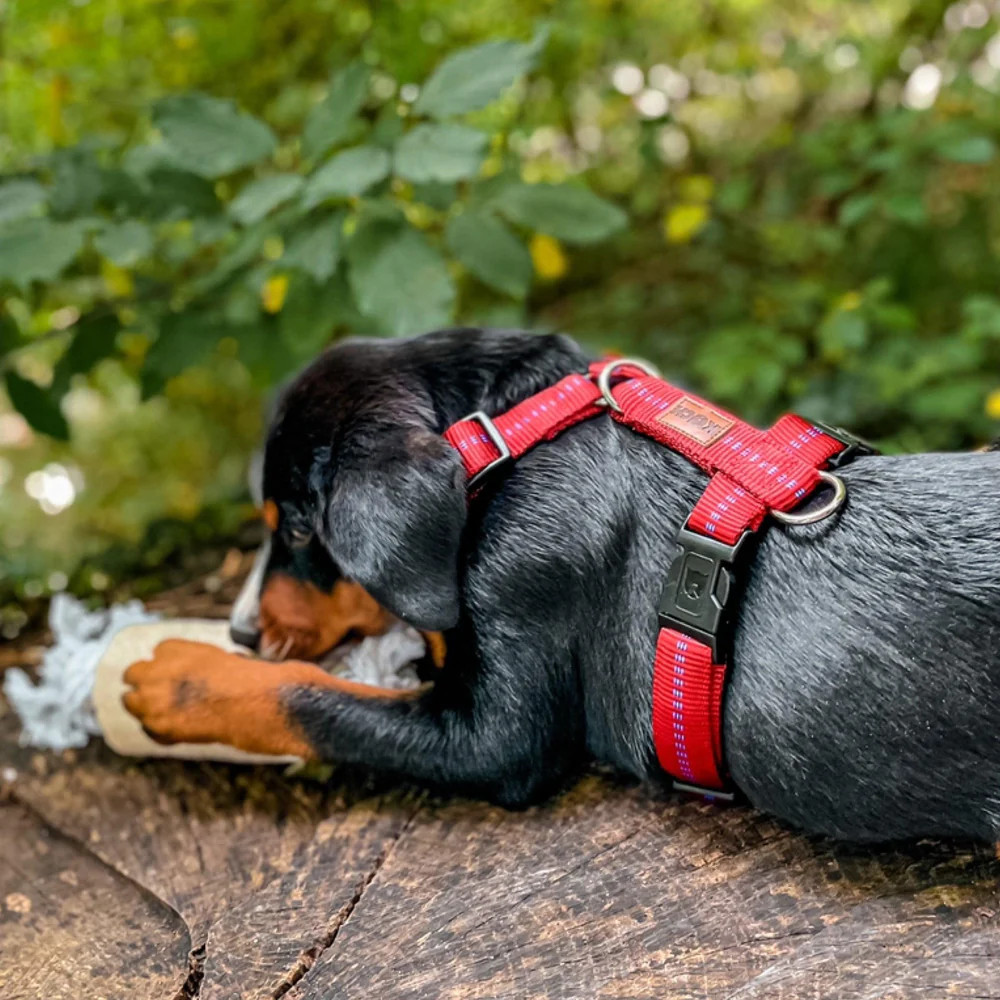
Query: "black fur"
245 328 1000 841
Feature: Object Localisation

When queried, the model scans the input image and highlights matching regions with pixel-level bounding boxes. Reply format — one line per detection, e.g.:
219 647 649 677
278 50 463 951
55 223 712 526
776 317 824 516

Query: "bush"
2 0 1000 618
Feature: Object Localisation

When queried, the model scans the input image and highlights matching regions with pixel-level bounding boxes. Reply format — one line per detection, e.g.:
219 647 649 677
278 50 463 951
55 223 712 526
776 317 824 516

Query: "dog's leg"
123 639 578 805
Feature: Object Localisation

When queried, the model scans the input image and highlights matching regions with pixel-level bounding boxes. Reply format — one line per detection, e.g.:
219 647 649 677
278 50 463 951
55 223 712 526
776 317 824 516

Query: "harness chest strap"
444 361 868 797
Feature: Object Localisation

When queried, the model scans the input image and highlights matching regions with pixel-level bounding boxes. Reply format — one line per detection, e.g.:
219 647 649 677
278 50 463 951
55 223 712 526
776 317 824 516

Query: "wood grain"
1 704 416 999
3 558 1000 999
0 798 190 1000
295 775 1000 1000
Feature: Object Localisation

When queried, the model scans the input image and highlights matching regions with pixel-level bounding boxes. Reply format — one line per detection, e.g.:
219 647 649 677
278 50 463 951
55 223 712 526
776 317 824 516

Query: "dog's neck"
407 330 593 431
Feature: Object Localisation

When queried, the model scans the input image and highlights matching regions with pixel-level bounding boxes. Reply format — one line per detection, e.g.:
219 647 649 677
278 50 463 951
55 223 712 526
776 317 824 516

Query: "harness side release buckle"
657 526 751 662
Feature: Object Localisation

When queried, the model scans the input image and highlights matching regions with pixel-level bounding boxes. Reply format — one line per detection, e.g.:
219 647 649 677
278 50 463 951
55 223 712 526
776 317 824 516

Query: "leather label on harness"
657 397 734 446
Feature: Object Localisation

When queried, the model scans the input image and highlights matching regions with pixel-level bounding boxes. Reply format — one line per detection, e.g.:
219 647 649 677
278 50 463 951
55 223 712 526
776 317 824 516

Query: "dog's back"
462 363 1000 841
728 451 1000 841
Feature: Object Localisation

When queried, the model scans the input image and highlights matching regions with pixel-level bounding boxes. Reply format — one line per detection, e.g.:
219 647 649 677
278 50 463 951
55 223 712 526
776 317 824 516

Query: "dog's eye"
287 526 313 549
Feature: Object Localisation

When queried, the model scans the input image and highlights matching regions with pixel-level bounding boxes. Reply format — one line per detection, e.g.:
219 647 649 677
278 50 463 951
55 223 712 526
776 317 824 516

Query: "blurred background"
2 0 1000 638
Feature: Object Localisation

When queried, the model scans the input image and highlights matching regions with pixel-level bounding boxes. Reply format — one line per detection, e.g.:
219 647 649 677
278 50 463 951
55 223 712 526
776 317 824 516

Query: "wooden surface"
2 559 1000 999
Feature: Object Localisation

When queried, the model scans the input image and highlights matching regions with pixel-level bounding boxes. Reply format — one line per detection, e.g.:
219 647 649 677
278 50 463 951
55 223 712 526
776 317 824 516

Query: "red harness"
444 359 873 798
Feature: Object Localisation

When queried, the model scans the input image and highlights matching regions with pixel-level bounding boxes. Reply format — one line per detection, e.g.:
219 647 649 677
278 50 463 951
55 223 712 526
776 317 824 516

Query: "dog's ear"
322 429 467 631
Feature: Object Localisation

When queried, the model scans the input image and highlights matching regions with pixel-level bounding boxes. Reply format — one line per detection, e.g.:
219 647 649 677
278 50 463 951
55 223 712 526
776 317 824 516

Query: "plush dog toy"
110 329 1000 843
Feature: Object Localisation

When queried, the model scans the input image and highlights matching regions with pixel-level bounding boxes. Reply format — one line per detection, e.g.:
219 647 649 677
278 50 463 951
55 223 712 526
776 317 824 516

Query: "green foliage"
446 211 533 299
0 23 625 443
414 30 548 118
153 93 279 178
497 183 628 244
302 63 370 161
394 124 488 183
5 0 1000 610
0 219 87 288
4 372 69 440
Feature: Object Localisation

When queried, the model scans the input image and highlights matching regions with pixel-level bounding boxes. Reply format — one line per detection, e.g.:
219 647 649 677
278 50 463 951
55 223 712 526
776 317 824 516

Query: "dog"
124 328 1000 843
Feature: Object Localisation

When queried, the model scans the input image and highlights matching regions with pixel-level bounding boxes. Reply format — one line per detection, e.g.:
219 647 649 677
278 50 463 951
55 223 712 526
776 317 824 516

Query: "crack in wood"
5 786 201 999
270 801 424 999
174 944 206 1000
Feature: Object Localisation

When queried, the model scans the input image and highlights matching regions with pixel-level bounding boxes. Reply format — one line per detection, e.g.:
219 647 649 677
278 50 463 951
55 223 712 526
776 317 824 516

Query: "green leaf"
0 312 20 356
278 273 354 358
302 146 391 207
0 219 86 288
414 28 548 118
187 224 267 297
371 105 405 148
144 168 221 219
229 174 304 225
445 211 532 298
838 193 875 227
344 203 406 268
395 123 487 183
0 180 47 225
908 376 992 422
49 150 103 216
94 220 154 267
884 193 926 227
283 214 343 282
496 183 626 244
818 310 868 361
154 93 277 178
141 312 225 398
99 168 146 213
939 136 996 164
349 226 455 335
234 321 299 387
413 180 458 210
51 314 121 396
302 62 369 161
4 372 69 440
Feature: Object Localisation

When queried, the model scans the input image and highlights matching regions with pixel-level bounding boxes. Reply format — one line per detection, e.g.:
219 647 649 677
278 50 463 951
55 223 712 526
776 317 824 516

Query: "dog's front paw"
122 639 315 757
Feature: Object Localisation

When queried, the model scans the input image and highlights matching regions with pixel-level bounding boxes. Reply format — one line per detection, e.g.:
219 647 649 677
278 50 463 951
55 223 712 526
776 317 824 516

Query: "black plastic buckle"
811 420 879 469
657 526 751 662
658 525 751 802
461 410 512 490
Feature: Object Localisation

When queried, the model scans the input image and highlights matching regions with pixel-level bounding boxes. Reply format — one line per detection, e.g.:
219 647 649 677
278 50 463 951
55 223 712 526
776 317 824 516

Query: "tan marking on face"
259 574 393 661
421 631 447 668
122 639 419 756
262 499 280 533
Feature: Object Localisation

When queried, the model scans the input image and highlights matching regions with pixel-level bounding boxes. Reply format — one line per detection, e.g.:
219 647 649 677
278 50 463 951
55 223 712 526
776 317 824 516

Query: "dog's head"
230 336 468 659
229 328 588 660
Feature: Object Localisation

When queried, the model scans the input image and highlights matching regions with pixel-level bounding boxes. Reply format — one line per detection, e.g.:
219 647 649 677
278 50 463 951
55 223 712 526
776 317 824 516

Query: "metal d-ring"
772 470 847 526
596 357 660 413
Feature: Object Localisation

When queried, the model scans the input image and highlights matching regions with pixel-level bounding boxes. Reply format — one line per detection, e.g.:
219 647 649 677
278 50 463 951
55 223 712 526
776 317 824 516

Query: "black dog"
127 328 1000 843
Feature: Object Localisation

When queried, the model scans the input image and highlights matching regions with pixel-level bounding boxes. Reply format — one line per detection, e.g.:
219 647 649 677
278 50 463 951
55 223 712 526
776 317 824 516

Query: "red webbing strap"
599 374 831 541
443 372 604 481
648 412 849 792
685 416 849 544
652 630 726 789
444 362 852 797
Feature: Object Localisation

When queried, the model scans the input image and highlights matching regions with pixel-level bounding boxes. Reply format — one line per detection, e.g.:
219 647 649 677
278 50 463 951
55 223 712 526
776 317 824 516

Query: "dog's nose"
229 622 261 650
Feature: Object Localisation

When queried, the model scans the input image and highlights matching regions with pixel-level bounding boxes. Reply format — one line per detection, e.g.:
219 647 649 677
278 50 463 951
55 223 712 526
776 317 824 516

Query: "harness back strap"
444 361 864 797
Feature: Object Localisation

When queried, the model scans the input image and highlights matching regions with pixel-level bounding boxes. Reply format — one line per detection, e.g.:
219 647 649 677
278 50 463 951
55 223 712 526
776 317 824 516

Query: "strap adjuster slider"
461 410 512 490
811 420 878 469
